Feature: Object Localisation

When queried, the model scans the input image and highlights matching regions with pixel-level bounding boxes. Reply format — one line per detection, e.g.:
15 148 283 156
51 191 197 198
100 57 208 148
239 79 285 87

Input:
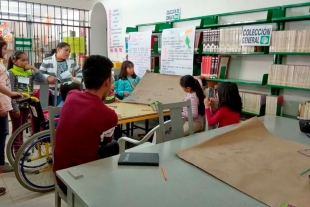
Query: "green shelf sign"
14 37 32 51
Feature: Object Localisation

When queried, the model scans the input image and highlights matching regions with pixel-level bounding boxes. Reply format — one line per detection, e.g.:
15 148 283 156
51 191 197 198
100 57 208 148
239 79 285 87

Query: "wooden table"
57 115 310 207
107 102 169 136
107 102 169 124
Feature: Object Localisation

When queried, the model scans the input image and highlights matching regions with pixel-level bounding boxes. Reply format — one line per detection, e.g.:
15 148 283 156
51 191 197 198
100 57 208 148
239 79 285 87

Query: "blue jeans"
0 116 8 165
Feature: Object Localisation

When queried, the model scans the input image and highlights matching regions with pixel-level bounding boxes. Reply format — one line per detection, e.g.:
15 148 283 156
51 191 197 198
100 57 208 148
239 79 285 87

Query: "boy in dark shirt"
53 55 119 194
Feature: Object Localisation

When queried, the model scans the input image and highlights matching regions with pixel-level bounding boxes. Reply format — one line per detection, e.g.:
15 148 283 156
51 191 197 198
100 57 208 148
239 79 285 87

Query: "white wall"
90 0 308 117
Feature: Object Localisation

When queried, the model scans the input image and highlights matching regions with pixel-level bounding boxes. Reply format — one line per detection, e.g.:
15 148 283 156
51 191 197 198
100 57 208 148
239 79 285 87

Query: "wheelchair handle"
17 97 32 104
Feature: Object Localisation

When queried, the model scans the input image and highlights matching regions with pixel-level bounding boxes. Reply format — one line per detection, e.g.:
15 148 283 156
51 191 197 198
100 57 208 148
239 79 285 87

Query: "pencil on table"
161 166 167 181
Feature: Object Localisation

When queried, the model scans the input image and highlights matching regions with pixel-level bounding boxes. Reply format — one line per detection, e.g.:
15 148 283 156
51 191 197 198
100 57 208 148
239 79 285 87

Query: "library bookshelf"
126 2 310 119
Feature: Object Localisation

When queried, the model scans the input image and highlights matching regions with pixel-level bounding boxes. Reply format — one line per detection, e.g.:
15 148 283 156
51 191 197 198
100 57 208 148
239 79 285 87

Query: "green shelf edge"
241 111 260 116
282 114 297 120
198 52 268 55
266 84 310 92
197 19 269 29
205 78 264 86
269 52 310 56
272 15 310 22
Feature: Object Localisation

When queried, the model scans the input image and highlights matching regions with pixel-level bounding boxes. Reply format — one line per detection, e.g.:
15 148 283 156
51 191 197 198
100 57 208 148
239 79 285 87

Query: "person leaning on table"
0 86 22 196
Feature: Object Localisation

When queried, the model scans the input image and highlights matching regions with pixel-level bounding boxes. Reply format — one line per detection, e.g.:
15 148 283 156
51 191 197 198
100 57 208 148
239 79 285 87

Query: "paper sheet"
122 73 186 105
176 117 310 207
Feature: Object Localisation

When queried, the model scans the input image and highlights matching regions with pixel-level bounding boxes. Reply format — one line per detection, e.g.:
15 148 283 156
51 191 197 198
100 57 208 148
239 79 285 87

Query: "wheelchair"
12 95 57 192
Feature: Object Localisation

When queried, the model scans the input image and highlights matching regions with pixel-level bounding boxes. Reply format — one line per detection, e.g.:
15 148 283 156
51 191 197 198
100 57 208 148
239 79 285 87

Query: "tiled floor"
0 119 157 207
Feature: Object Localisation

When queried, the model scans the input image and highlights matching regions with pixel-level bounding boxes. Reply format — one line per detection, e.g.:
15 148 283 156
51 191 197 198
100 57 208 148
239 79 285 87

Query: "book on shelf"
201 55 231 79
298 101 310 120
194 32 203 52
270 29 310 53
201 27 265 53
265 95 284 116
151 35 159 53
151 56 160 73
268 64 310 89
239 91 267 115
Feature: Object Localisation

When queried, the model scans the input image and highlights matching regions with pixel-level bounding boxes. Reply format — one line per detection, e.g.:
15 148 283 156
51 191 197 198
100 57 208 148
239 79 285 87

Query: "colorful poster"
160 26 195 76
109 8 123 52
128 31 152 78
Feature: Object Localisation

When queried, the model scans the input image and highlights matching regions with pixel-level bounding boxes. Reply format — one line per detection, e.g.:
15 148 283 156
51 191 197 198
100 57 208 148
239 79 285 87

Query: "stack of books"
239 91 267 114
200 55 231 78
267 64 310 88
265 95 284 116
298 101 310 120
197 28 265 53
269 29 310 53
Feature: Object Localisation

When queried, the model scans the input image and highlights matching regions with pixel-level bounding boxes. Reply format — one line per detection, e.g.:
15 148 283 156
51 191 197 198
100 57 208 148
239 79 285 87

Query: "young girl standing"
204 82 242 127
8 51 46 154
116 61 140 99
0 37 13 172
180 75 206 136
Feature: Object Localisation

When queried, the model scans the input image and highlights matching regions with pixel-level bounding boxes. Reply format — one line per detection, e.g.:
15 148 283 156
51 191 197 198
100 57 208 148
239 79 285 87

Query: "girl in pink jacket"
0 37 13 173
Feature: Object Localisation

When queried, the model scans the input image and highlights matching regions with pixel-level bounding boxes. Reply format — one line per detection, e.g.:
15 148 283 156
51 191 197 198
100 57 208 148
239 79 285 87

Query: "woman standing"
39 42 82 105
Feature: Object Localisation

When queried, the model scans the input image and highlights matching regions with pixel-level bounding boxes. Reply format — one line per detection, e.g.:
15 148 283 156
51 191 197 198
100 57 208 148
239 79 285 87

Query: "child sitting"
58 81 82 107
204 82 242 127
104 75 120 104
116 60 140 99
180 75 205 136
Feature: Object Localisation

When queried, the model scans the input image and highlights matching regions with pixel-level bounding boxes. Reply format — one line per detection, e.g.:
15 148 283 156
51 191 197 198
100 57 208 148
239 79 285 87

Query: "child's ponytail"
194 79 206 116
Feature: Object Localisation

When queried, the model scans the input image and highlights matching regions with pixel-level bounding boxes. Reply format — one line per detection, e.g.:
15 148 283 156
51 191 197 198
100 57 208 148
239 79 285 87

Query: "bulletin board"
122 73 186 105
176 117 310 207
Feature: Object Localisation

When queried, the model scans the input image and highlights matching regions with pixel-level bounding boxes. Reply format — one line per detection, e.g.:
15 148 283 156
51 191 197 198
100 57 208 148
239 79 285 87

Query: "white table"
56 116 310 207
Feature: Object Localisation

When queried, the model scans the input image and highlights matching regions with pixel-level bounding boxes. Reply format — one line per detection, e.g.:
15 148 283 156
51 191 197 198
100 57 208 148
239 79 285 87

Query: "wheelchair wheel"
6 122 32 166
14 130 54 192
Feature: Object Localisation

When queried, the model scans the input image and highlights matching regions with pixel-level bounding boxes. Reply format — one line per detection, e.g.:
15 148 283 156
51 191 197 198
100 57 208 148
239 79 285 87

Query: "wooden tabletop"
106 102 169 124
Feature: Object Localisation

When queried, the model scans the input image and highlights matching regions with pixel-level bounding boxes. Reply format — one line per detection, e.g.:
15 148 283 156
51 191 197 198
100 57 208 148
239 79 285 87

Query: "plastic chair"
158 100 194 141
48 106 67 207
117 120 172 153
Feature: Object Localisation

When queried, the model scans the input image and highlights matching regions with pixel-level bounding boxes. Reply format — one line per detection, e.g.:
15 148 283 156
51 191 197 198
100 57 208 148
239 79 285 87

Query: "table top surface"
57 116 310 207
107 102 164 121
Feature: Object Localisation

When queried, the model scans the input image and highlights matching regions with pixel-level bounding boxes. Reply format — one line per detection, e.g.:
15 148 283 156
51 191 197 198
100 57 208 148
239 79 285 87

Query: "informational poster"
108 8 123 52
241 24 273 46
160 26 195 76
128 31 152 78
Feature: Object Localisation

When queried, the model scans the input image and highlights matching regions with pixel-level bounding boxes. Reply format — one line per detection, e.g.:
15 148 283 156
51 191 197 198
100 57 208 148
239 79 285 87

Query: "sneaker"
0 187 6 196
0 164 14 173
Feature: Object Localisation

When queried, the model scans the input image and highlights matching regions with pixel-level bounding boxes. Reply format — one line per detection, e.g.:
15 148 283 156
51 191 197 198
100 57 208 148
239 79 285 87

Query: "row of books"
200 55 231 78
266 95 284 116
298 101 310 120
195 29 265 53
269 29 310 53
268 64 310 88
239 92 266 114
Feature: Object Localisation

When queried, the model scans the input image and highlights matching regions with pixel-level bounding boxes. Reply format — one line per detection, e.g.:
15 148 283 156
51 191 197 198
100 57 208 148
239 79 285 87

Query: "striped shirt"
39 54 82 95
